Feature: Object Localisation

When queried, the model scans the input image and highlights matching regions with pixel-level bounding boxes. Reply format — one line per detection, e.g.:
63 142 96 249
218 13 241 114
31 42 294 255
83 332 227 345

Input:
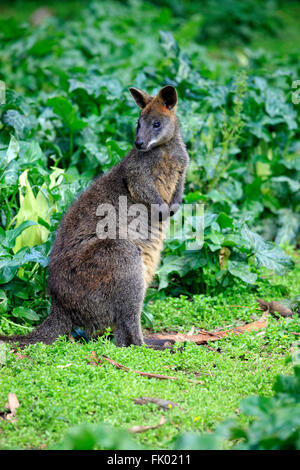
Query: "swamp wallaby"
0 85 189 348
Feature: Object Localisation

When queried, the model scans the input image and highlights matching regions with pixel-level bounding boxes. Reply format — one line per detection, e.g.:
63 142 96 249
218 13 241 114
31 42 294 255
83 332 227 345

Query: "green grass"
1 257 299 450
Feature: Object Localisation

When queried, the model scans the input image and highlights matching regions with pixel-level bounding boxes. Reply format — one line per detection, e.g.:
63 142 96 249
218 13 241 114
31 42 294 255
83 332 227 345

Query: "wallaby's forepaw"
153 202 181 221
169 202 181 217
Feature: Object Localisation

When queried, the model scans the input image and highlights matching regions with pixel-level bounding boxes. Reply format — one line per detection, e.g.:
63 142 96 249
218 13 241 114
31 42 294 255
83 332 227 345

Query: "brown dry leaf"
101 355 203 384
10 349 31 360
129 415 166 434
6 393 20 416
145 316 267 346
89 351 102 367
1 393 20 422
257 299 294 317
15 353 30 360
133 397 179 410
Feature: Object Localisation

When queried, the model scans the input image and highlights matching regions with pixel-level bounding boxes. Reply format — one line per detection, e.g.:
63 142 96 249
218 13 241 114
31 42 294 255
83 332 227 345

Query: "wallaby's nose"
135 140 144 150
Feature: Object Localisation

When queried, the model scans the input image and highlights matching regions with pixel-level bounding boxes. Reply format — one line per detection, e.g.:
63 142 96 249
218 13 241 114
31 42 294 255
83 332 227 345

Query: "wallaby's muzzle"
135 139 144 150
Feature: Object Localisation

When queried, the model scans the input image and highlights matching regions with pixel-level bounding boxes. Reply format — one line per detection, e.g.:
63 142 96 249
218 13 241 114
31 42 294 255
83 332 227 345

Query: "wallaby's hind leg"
69 240 146 347
113 275 145 347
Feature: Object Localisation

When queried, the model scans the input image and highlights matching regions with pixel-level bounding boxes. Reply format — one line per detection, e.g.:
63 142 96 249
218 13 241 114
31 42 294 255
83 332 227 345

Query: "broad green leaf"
241 224 265 252
217 213 233 229
3 110 26 138
159 31 179 58
56 423 140 450
47 96 87 132
228 260 257 284
255 243 294 274
271 176 300 193
6 135 19 164
0 289 8 314
28 38 57 57
241 224 294 274
19 140 44 164
22 247 49 267
12 306 40 321
256 161 271 178
3 221 37 250
275 209 300 246
240 396 275 417
13 170 51 253
158 253 206 290
174 432 220 450
0 253 24 284
2 110 35 139
206 230 224 246
49 167 65 189
0 245 49 285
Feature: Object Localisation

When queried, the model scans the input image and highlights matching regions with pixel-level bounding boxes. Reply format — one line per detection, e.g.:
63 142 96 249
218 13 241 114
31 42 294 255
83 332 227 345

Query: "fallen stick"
101 355 203 384
229 305 261 309
133 397 180 410
129 415 166 434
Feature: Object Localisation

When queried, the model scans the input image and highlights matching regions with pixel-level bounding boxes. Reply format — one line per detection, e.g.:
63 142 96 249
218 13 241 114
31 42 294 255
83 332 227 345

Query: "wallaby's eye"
153 121 161 129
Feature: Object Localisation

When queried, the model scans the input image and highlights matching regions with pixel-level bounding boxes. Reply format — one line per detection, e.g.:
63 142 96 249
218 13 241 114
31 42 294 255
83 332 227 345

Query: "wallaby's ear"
129 87 152 109
157 85 177 110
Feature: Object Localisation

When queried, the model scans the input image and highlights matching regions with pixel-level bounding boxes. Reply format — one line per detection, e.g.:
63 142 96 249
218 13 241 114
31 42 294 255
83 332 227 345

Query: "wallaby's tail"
0 302 72 347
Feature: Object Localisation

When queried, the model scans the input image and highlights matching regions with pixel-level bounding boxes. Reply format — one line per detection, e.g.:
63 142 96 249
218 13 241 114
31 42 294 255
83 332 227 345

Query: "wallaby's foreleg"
126 176 171 221
169 170 186 215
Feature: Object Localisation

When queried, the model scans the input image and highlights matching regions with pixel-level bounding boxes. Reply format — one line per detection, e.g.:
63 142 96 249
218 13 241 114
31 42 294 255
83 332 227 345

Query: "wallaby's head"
129 86 178 152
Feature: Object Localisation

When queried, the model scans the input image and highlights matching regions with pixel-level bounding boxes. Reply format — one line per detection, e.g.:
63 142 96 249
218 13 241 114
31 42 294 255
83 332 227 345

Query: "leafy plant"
56 423 141 450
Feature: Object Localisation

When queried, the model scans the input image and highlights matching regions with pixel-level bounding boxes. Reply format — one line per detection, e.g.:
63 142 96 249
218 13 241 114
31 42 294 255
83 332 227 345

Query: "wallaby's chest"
139 152 182 285
151 151 182 204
